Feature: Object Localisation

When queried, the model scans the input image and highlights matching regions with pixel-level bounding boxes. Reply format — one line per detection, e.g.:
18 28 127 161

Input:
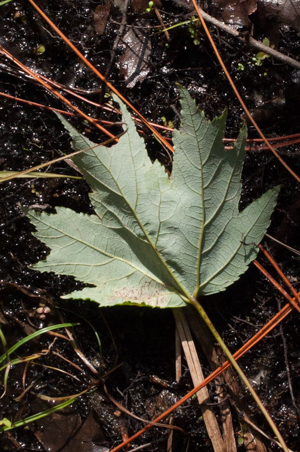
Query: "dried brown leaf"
262 0 300 30
119 26 151 88
94 3 111 35
216 0 257 28
33 398 106 452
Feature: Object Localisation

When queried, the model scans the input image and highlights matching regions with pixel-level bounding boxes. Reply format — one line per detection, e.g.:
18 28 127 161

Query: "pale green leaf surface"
26 207 185 307
162 88 279 296
25 88 278 307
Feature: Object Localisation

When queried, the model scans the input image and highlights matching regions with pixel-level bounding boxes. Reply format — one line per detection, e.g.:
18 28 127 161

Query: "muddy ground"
1 1 300 451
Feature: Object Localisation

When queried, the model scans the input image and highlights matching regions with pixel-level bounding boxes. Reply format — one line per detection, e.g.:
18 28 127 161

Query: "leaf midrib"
86 135 191 301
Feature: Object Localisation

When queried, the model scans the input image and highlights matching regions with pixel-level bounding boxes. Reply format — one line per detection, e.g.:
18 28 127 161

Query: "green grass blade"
0 171 81 180
0 323 79 365
0 397 76 432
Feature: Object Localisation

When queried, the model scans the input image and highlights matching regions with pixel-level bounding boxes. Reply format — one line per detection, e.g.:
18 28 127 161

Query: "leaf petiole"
189 295 289 452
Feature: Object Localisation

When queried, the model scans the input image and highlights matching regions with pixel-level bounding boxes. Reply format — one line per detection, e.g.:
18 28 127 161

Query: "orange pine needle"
191 0 300 183
0 45 116 140
108 298 294 451
258 244 300 310
109 250 298 451
26 0 175 155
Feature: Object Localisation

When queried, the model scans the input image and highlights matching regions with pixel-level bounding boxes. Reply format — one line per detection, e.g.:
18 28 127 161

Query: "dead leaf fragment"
32 398 106 452
94 4 111 35
119 26 151 88
262 0 300 30
216 0 257 28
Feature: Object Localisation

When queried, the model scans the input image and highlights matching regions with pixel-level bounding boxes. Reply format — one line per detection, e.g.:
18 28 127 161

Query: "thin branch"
191 0 300 183
172 0 300 70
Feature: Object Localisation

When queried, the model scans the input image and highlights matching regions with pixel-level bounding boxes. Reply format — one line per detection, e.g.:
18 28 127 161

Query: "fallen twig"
172 0 300 70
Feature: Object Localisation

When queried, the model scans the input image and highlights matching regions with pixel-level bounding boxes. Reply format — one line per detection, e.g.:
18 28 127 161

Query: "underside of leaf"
25 88 279 307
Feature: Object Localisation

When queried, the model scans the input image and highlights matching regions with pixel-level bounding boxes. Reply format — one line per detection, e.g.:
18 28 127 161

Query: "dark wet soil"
1 1 300 451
